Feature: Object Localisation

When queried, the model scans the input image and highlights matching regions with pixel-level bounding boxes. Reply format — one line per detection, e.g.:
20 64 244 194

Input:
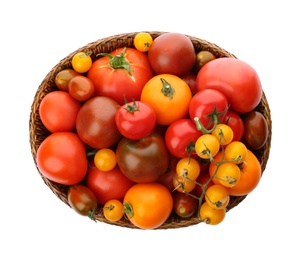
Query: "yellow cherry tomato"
199 201 226 225
224 141 247 164
176 157 200 180
205 184 230 209
211 123 234 146
71 51 92 73
134 32 153 52
173 173 196 193
195 134 220 160
94 148 117 171
103 199 124 222
215 162 241 188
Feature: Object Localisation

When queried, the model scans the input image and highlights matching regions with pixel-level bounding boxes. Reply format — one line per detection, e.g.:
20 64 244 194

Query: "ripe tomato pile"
36 32 269 229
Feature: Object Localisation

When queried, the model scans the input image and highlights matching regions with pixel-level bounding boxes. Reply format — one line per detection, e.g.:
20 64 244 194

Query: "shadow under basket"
29 31 272 229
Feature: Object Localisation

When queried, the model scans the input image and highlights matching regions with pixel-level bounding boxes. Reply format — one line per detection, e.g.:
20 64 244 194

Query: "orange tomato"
103 199 124 222
140 74 192 125
199 201 226 225
123 183 173 229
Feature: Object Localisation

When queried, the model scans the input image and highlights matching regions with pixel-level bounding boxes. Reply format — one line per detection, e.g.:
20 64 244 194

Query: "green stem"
160 78 175 99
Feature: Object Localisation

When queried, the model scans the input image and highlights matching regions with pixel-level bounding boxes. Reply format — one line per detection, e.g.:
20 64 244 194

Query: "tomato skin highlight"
196 57 262 113
123 182 173 229
116 132 170 183
36 132 88 185
87 47 154 105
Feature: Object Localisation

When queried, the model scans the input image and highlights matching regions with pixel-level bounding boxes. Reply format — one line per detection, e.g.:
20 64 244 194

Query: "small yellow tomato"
205 184 230 209
215 162 241 188
103 199 124 222
176 157 200 180
134 32 153 52
195 134 220 160
71 51 92 73
94 148 117 171
211 123 234 146
224 141 247 164
199 201 226 225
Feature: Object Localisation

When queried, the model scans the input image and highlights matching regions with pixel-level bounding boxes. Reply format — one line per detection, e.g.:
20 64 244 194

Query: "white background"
1 0 300 259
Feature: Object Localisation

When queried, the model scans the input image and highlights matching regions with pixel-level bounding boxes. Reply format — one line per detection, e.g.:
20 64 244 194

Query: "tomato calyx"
88 209 97 222
123 98 140 113
160 78 175 99
123 202 134 219
97 47 133 76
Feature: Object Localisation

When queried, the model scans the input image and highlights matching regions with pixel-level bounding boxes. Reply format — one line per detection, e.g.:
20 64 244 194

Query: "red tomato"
223 109 245 142
85 164 135 205
165 118 201 158
189 89 229 132
193 169 215 198
36 132 88 185
173 192 199 218
87 47 154 105
115 100 156 140
76 96 122 149
156 154 178 192
242 111 269 150
116 132 170 183
123 182 173 229
67 184 98 220
39 90 82 133
196 58 262 113
148 32 196 77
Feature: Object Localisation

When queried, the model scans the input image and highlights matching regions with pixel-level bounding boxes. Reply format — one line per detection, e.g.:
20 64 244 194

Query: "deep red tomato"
156 154 178 192
242 111 268 150
196 57 262 113
189 89 229 132
182 72 198 95
76 96 122 149
68 75 95 102
85 163 135 205
173 191 199 218
115 100 156 140
36 132 88 185
116 131 170 183
39 90 82 133
67 184 98 220
148 32 196 77
87 47 154 105
193 169 215 198
223 109 245 142
165 118 201 158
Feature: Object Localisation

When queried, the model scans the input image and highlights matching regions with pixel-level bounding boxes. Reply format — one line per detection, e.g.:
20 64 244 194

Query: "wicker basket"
29 31 272 229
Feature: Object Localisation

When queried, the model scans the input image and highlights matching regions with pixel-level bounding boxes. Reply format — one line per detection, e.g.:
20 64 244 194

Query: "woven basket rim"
29 31 272 229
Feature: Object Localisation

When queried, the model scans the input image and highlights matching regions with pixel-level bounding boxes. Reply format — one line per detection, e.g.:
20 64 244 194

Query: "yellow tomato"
211 123 234 145
134 32 153 52
94 148 117 171
224 141 247 164
195 134 220 160
103 199 124 222
71 51 92 73
205 184 230 209
199 201 226 225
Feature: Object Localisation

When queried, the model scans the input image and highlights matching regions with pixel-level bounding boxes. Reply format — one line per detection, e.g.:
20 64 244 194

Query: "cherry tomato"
141 74 192 125
205 184 230 209
115 100 156 140
176 157 200 181
116 131 170 183
71 51 92 73
182 72 198 95
36 132 88 185
134 32 153 52
68 75 95 101
193 169 214 197
148 32 196 77
76 96 122 149
55 69 80 91
39 90 82 133
199 201 226 225
196 57 262 113
165 118 201 158
189 89 229 131
87 47 154 105
224 141 248 164
68 184 97 220
223 109 245 142
195 134 220 160
173 173 196 193
94 148 117 172
103 199 124 222
211 123 234 146
193 50 216 74
85 164 135 205
123 183 173 229
242 111 269 150
173 192 199 218
214 162 241 188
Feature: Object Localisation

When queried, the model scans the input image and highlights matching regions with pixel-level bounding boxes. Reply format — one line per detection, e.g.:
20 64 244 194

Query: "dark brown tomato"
76 96 122 149
193 51 216 74
148 32 196 77
116 131 170 183
242 111 269 150
55 69 80 91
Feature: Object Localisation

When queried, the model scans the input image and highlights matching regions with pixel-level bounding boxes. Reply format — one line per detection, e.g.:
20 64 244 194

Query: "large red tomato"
76 96 122 149
36 132 88 185
196 58 262 113
85 164 135 205
87 47 154 105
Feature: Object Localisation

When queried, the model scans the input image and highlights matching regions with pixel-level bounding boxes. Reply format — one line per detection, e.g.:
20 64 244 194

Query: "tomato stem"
160 78 175 99
123 97 140 113
123 202 134 219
